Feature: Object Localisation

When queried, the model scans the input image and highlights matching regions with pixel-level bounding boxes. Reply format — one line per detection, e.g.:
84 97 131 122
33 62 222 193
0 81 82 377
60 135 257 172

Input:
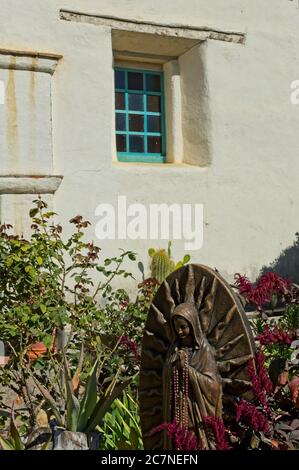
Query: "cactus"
148 242 191 283
150 248 171 283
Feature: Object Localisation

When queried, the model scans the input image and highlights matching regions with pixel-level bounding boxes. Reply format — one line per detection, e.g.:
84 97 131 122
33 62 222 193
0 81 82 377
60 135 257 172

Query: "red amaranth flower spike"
236 400 269 433
256 324 294 346
234 272 291 309
203 416 231 450
247 351 272 411
151 421 201 450
119 335 140 360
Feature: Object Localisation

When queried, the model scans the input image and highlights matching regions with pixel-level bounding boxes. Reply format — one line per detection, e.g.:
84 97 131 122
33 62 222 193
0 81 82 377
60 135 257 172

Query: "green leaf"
40 304 47 314
9 412 25 450
63 354 80 432
37 256 43 266
175 261 183 270
29 374 63 427
66 385 80 432
29 208 39 218
129 428 139 450
43 212 57 219
20 244 31 252
28 267 36 279
77 360 99 432
128 253 136 261
86 377 132 433
0 435 14 450
42 334 52 348
183 254 191 264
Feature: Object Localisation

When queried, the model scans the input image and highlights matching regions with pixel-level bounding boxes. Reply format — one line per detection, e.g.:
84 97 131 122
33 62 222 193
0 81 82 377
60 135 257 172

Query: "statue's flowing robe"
163 314 222 449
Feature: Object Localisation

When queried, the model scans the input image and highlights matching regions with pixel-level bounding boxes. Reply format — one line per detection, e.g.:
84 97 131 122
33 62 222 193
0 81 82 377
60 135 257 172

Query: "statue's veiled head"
171 302 202 347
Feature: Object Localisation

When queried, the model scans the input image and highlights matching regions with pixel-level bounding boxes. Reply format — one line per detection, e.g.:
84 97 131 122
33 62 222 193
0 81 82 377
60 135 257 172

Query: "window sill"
117 154 165 164
112 161 208 172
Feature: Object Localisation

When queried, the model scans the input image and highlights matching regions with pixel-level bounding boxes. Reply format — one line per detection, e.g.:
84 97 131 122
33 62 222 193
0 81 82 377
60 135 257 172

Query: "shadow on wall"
259 233 299 284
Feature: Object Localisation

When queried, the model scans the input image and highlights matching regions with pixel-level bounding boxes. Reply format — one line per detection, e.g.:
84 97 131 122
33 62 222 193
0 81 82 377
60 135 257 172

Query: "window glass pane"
116 134 126 152
129 114 144 132
115 68 165 160
116 113 126 131
128 93 144 111
146 74 161 92
115 70 125 89
130 135 144 153
115 92 125 110
147 136 162 154
147 95 161 113
147 115 161 133
128 72 143 90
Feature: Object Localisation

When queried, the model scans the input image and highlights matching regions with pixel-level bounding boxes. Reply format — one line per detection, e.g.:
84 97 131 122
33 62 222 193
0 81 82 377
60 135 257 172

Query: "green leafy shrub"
98 385 143 450
0 198 138 430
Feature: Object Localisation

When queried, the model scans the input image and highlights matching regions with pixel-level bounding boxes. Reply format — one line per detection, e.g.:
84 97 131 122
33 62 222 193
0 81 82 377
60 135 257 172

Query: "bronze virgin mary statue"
163 302 223 448
140 264 256 450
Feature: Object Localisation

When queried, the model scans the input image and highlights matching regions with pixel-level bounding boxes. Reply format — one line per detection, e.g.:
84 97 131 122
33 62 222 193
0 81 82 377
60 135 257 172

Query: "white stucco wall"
0 0 299 284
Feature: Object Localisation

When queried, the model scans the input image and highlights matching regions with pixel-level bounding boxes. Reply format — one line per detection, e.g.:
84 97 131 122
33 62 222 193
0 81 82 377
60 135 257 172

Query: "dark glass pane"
129 114 144 132
116 134 126 152
128 93 144 111
147 95 161 112
129 135 144 153
148 136 162 154
115 113 126 131
146 74 161 92
128 72 143 90
115 70 125 89
147 115 161 133
115 92 125 110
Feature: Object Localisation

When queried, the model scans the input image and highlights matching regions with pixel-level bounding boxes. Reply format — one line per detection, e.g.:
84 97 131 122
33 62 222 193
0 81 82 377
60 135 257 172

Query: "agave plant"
29 351 132 435
0 409 25 450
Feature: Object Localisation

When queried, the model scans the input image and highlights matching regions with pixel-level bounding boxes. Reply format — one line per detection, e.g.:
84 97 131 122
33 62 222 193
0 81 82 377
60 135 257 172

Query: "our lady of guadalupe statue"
140 264 256 450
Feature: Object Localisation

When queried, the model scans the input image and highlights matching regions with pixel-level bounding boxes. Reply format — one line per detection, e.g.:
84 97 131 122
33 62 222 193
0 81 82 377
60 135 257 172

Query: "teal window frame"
115 67 166 163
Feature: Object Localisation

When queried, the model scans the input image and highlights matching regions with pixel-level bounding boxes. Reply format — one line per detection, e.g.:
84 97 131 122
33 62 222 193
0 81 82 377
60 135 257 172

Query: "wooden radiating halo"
139 264 256 450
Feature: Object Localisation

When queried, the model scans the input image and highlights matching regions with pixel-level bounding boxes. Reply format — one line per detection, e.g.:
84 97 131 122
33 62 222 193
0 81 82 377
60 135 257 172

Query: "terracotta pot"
26 330 57 361
26 342 48 360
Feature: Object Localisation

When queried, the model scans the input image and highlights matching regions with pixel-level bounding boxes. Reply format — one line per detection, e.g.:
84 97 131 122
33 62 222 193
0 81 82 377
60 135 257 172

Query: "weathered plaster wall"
0 0 298 283
0 66 52 174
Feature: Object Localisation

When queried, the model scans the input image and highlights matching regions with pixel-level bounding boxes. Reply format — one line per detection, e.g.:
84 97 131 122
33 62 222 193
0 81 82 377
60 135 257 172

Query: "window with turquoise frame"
114 67 166 163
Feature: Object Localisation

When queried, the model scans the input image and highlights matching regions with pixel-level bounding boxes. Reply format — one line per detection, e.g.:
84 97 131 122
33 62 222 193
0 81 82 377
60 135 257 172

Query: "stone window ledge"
0 175 63 194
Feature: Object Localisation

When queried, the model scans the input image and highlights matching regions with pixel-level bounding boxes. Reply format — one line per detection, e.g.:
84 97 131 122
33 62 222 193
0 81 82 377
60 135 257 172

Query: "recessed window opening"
115 67 166 163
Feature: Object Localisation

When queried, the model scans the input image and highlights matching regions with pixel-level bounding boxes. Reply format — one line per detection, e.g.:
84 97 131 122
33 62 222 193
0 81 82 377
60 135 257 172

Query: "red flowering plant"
234 272 291 312
203 416 231 450
151 421 202 451
219 342 299 450
222 350 273 449
234 270 299 366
